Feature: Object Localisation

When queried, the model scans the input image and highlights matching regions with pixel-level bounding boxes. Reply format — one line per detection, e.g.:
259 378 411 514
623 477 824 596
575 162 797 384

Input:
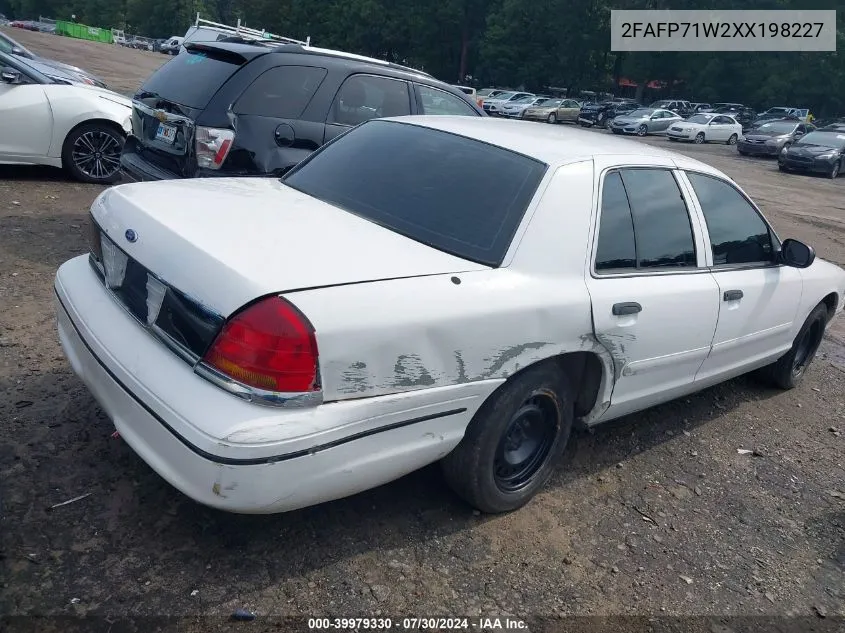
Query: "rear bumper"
54 255 482 513
120 142 182 182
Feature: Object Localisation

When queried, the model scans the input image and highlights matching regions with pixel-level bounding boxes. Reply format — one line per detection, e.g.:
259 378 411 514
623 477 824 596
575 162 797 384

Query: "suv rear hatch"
124 45 257 178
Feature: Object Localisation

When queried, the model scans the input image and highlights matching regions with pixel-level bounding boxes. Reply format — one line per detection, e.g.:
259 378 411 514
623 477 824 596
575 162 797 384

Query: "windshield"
492 92 516 100
649 101 670 107
543 99 562 107
686 114 715 124
283 120 548 267
796 131 845 149
511 96 534 104
627 109 654 117
766 107 791 114
754 121 798 134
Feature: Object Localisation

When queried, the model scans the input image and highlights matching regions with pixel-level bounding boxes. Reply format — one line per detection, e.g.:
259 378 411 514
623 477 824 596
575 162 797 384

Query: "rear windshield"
139 48 245 109
282 120 547 267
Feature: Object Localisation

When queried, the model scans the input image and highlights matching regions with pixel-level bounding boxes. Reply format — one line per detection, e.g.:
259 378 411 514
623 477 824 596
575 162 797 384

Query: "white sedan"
0 50 130 182
55 117 845 514
667 112 743 144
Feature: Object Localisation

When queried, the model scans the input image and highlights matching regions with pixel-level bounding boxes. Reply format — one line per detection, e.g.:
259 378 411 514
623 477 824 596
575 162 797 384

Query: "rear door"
586 161 720 419
229 64 328 175
680 171 803 382
324 74 412 143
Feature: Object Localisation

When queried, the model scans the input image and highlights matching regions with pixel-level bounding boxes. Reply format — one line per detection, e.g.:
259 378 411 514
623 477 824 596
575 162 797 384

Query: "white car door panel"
0 83 52 158
681 170 803 382
586 164 719 419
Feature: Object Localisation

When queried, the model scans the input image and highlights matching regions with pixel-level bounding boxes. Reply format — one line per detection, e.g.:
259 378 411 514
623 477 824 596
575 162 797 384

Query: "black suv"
121 42 484 180
577 99 639 128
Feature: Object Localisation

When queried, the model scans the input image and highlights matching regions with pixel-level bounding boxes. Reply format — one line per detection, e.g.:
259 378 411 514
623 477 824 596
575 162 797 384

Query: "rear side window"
594 169 697 273
139 48 245 109
418 85 478 116
235 66 327 118
329 74 411 126
283 120 547 267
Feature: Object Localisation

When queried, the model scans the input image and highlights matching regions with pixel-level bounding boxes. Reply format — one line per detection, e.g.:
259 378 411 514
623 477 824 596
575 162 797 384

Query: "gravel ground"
1 28 844 633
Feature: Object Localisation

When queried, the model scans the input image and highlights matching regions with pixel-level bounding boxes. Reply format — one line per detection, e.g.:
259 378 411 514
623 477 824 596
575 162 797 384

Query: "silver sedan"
609 108 683 137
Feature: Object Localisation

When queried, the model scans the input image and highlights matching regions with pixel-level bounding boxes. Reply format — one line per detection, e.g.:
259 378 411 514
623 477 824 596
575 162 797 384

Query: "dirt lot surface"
1 29 844 632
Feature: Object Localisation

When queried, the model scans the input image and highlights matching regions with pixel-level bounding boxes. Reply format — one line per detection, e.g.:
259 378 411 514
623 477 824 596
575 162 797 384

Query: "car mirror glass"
780 238 815 268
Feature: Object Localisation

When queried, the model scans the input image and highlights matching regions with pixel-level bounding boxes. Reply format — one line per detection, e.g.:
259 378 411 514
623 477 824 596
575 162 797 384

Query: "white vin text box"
611 10 836 52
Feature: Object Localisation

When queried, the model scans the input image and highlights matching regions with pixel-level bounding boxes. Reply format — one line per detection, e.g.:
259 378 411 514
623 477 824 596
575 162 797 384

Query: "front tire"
727 133 738 145
441 363 574 514
694 132 705 144
548 113 557 124
62 122 125 184
758 303 828 389
636 124 648 137
829 160 840 179
596 112 607 128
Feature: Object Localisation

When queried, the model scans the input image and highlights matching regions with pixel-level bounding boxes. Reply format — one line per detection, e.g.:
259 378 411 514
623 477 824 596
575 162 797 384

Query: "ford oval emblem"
125 229 138 243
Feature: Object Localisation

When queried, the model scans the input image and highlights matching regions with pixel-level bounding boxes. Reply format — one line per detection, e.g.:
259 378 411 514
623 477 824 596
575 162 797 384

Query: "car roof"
382 116 722 172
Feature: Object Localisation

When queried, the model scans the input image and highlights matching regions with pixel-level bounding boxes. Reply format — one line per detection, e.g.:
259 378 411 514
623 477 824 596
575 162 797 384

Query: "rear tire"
727 133 738 145
441 363 574 514
757 303 828 390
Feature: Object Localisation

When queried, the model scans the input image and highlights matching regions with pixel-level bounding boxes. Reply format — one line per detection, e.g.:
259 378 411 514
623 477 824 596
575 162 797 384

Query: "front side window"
283 120 547 267
329 74 411 127
417 85 478 116
686 172 774 266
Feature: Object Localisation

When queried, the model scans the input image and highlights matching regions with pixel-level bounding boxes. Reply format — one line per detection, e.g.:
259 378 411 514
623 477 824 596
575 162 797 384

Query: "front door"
586 165 720 419
0 82 52 159
681 171 803 382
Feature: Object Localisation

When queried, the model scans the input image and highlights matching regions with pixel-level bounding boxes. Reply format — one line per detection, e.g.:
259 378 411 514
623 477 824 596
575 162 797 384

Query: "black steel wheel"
757 303 828 389
441 363 574 513
62 122 125 184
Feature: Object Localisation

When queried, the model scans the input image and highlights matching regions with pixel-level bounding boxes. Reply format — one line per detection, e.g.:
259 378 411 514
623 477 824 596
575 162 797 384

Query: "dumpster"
56 20 114 43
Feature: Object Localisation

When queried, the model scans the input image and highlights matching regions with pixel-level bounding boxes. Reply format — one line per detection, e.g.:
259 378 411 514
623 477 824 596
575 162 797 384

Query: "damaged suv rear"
120 42 484 181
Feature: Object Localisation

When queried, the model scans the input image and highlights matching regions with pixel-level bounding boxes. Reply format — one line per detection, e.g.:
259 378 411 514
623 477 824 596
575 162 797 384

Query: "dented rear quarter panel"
285 160 615 405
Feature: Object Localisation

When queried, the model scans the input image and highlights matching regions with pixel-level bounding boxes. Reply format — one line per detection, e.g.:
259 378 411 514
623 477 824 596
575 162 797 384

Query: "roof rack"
191 13 310 47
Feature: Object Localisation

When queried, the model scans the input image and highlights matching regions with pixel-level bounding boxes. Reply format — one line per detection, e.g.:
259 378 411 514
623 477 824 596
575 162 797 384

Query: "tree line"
2 0 844 116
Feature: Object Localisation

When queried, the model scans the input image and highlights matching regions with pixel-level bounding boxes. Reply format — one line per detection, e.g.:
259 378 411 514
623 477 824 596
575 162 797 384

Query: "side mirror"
10 46 27 56
0 67 21 84
779 238 815 268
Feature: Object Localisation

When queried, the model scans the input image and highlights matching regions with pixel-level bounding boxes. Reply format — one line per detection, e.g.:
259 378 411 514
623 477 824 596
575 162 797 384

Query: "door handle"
723 289 744 301
612 302 642 316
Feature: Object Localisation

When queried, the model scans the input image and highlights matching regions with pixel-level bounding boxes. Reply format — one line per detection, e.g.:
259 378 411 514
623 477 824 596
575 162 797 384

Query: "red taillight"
202 297 319 394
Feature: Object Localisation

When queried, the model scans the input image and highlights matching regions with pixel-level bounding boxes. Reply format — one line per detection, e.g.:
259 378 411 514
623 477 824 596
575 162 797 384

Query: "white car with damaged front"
55 117 845 515
0 50 130 183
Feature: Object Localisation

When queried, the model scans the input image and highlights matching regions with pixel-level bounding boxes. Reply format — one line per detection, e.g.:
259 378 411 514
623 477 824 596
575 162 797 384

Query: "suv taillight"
195 126 234 170
201 296 319 394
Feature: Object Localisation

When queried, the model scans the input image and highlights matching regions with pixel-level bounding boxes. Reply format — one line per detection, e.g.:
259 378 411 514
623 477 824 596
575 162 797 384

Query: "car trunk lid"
91 177 489 319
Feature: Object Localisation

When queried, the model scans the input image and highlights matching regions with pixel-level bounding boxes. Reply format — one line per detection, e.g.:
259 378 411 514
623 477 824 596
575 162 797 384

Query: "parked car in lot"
520 98 561 122
738 119 814 156
500 95 551 118
778 129 845 178
0 28 109 88
578 98 638 128
545 98 582 124
0 51 130 183
690 102 712 114
755 106 801 124
666 112 742 145
482 91 534 115
711 103 757 129
56 116 845 514
453 85 478 105
159 36 184 54
649 99 693 117
610 107 682 136
121 42 483 181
